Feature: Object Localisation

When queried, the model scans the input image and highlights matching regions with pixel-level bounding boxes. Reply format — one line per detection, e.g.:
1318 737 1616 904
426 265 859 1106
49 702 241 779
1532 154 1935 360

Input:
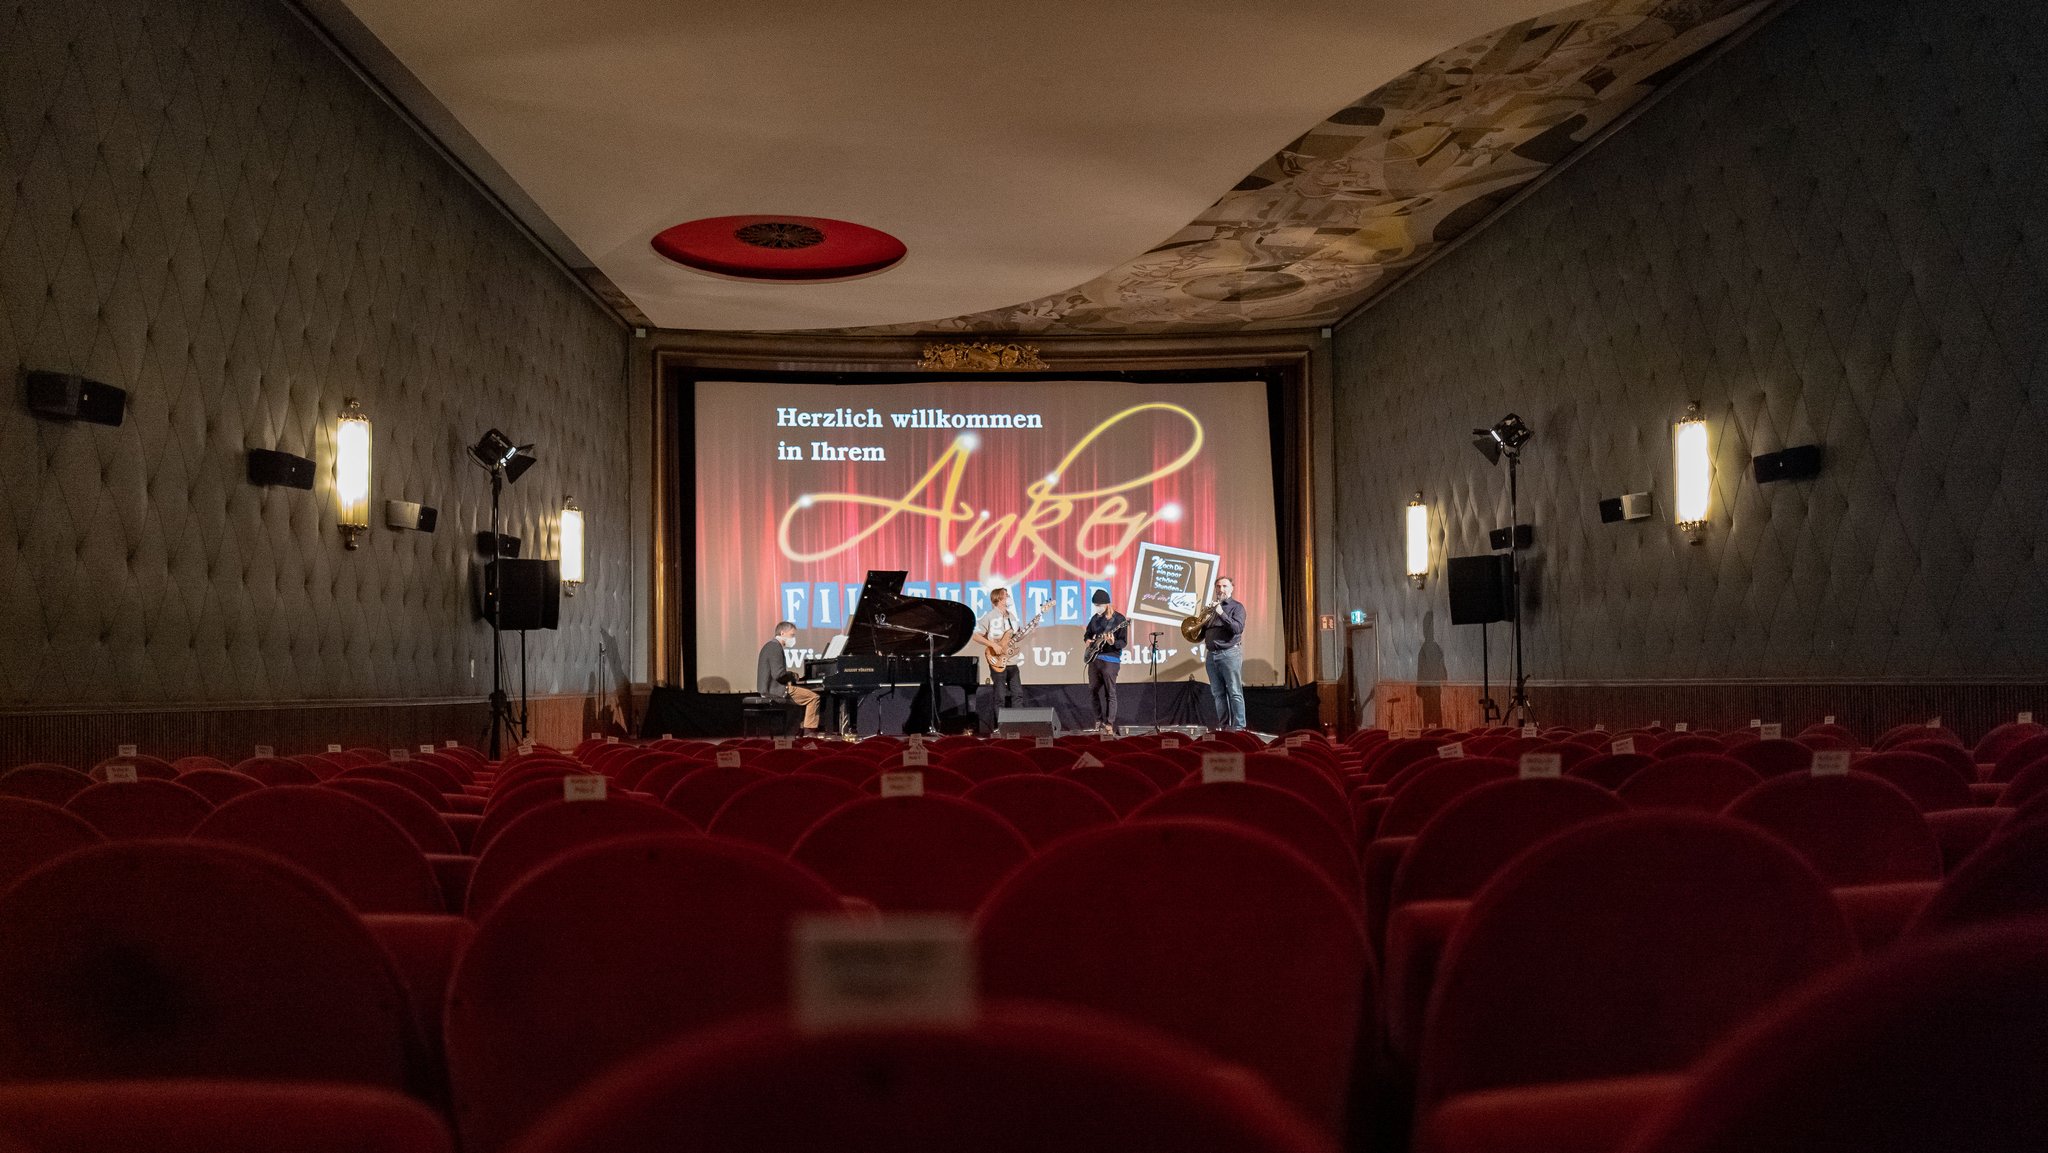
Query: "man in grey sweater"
756 621 820 734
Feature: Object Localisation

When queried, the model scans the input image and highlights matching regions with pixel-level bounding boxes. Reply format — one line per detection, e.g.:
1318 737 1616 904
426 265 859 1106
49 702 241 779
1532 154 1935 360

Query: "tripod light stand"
470 429 537 759
1472 413 1533 725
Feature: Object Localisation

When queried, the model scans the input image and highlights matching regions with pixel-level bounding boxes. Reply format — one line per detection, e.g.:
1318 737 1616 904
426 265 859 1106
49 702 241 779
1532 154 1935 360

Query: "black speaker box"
25 371 126 426
1447 554 1515 625
247 448 315 489
1487 524 1534 550
1753 444 1823 483
482 559 559 630
385 500 439 532
476 531 521 558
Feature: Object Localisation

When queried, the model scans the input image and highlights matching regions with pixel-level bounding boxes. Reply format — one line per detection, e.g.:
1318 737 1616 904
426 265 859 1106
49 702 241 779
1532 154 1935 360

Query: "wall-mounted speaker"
1599 492 1654 523
25 371 126 426
246 448 315 489
476 531 520 558
480 558 559 631
1487 524 1534 550
1447 554 1515 625
385 500 438 532
1753 444 1823 483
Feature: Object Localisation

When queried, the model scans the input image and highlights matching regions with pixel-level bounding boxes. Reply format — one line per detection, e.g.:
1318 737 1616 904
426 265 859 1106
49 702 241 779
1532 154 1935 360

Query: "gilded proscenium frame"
642 330 1323 693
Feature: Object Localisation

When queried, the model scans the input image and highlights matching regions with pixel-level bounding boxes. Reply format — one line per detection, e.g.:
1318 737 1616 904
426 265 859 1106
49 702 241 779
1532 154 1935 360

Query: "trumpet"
1179 600 1219 644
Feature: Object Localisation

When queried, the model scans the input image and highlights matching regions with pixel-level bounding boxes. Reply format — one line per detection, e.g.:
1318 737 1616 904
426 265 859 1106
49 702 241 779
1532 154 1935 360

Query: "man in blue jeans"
1200 575 1247 731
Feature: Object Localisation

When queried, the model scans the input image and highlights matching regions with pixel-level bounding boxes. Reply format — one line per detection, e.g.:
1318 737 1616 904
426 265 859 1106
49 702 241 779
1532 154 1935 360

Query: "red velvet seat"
0 764 96 806
1888 738 1983 785
1973 721 2046 765
744 746 813 774
1133 781 1360 901
1419 1075 1688 1153
1723 739 1812 778
0 798 103 891
1243 752 1352 832
193 786 444 914
1057 762 1164 815
1875 723 1962 751
706 773 862 852
1998 755 2048 808
1991 734 2048 782
0 1081 454 1153
1721 772 1942 886
337 764 454 813
978 819 1370 1133
506 1007 1335 1153
1383 778 1627 1063
89 754 177 781
944 745 1039 781
800 753 888 786
620 753 701 799
963 774 1119 849
1364 738 1452 784
171 768 265 806
1416 813 1854 1125
1103 751 1189 788
1909 818 2048 935
64 778 214 838
1621 922 2048 1153
445 834 842 1153
858 765 977 796
1023 744 1083 772
1926 806 2011 872
326 777 463 854
1645 735 1721 759
0 841 420 1087
465 797 693 919
172 754 233 773
473 775 589 851
792 795 1031 912
1565 752 1652 790
1854 750 1975 811
662 764 773 825
1377 758 1518 839
1615 755 1761 811
231 756 321 786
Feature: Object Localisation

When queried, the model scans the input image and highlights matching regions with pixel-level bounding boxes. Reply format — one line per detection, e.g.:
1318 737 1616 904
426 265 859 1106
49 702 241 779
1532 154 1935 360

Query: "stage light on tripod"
1406 493 1429 588
468 428 537 483
1674 402 1710 542
336 398 371 549
1472 413 1532 465
559 498 584 595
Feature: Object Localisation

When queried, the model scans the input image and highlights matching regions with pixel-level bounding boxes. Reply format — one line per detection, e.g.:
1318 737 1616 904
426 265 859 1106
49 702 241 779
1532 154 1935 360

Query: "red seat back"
1617 754 1762 811
0 764 95 806
1391 776 1626 905
1910 819 2048 936
506 1008 1334 1153
858 765 976 796
706 774 861 853
1725 739 1813 778
1974 721 2047 764
662 764 773 825
1648 735 1722 759
1056 762 1162 815
792 796 1031 912
445 835 841 1153
465 798 692 919
978 819 1369 1132
1133 782 1360 899
1566 752 1652 790
1722 772 1942 885
89 754 176 781
0 1081 454 1153
0 841 418 1087
1022 744 1082 772
1623 923 2048 1153
0 798 103 891
64 779 214 839
193 787 443 914
171 768 266 806
325 778 462 854
1242 753 1351 832
1856 751 1976 811
801 753 886 786
1876 723 1961 751
1991 734 2048 782
231 756 321 787
964 774 1119 849
1417 812 1854 1109
336 765 451 813
1377 758 1517 839
943 746 1039 781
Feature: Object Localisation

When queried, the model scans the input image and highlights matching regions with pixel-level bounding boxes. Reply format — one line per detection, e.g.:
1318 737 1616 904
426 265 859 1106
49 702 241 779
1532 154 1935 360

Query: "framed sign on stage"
1127 540 1220 630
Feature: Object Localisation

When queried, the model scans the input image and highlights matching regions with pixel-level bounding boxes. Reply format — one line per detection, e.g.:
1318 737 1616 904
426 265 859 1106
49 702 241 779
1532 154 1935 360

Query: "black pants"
985 664 1022 732
1087 657 1119 729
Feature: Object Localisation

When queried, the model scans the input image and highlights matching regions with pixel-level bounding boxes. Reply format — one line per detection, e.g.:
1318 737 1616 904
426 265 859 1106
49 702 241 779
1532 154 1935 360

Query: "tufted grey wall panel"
1333 0 2047 687
0 0 630 706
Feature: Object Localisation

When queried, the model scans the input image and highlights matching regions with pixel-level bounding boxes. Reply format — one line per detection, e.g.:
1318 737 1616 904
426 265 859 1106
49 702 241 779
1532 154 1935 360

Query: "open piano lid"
843 570 976 657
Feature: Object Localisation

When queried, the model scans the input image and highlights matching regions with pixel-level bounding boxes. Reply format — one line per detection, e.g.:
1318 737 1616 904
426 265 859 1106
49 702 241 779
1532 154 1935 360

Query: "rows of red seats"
0 716 2044 1152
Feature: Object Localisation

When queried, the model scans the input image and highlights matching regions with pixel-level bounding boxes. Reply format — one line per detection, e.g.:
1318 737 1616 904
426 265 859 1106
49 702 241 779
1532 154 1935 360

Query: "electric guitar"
984 603 1048 674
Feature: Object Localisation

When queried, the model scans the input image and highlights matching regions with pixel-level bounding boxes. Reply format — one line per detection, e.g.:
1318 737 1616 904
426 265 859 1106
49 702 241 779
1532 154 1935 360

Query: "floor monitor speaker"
1447 554 1515 625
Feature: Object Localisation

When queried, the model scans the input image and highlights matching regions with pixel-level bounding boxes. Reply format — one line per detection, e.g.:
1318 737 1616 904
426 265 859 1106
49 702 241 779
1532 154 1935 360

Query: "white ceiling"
322 0 1560 331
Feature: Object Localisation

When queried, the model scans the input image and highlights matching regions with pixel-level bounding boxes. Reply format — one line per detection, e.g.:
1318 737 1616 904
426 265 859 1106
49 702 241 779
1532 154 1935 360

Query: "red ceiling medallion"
651 215 906 281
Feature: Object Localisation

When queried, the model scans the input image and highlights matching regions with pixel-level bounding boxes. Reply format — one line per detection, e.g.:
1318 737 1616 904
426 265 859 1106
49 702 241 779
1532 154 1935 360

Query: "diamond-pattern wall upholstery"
1333 0 2047 686
0 0 630 706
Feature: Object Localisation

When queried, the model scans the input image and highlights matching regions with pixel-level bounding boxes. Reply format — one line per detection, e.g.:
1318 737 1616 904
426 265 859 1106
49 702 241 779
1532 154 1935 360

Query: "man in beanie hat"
1082 587 1130 733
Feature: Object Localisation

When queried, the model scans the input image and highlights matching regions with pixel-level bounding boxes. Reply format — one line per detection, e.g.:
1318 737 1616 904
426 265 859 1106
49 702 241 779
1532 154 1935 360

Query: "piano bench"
741 695 804 737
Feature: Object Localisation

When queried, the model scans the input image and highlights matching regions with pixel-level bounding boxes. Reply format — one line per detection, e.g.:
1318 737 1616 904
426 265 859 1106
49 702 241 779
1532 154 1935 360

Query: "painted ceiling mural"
833 0 1772 336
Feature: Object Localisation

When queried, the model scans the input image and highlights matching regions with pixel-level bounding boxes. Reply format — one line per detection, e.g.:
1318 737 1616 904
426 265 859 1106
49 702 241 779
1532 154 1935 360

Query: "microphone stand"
1148 630 1163 732
875 617 947 736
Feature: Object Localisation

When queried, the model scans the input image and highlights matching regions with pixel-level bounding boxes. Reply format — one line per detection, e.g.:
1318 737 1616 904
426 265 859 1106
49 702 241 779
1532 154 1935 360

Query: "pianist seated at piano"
756 621 821 735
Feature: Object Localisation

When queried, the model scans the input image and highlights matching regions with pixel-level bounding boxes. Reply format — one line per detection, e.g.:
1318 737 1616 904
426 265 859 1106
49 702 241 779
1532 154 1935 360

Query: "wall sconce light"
1406 492 1429 587
336 398 371 549
1673 401 1709 543
559 497 585 596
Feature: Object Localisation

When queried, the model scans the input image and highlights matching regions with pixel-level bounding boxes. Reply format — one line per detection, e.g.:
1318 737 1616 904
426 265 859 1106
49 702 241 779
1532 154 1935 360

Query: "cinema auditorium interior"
2 0 2044 1149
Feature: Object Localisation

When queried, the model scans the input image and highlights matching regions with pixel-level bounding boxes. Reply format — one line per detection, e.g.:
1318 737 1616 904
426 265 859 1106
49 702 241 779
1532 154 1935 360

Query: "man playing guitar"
973 586 1044 728
1082 587 1129 733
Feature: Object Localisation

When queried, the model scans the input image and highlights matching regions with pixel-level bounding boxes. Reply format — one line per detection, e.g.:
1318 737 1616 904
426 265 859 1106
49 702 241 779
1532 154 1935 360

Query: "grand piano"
797 571 980 734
